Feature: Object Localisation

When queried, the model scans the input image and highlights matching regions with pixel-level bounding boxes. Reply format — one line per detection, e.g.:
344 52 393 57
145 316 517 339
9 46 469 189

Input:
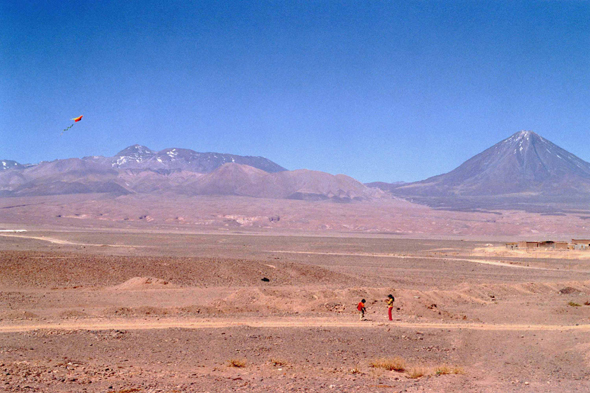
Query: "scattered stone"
559 287 583 295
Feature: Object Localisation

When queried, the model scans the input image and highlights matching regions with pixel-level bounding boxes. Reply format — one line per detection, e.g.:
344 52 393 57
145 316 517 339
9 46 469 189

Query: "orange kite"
61 115 83 135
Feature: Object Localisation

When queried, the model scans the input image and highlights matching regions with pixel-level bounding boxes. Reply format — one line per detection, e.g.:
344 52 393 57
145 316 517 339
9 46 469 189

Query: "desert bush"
270 358 288 366
435 365 464 375
451 366 464 374
369 357 406 372
350 366 361 374
435 365 452 375
568 301 581 307
227 358 247 368
407 367 427 379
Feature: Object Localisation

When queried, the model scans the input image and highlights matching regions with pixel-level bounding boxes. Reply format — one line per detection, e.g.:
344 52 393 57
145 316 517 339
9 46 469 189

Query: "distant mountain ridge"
364 181 406 192
111 144 287 173
0 145 380 201
5 132 590 210
373 131 590 210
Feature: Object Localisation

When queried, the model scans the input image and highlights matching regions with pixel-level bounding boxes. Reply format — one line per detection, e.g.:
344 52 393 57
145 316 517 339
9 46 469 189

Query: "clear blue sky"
2 1 589 182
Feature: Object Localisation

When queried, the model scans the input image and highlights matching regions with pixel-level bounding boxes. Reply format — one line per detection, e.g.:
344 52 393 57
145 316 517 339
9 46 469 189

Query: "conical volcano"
389 131 590 209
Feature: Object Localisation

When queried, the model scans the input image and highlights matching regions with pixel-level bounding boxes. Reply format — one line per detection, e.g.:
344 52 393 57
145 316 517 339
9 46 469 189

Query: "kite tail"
60 124 74 136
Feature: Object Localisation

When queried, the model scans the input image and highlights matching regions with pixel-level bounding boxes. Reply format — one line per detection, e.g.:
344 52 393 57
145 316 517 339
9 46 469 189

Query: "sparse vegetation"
270 358 288 367
453 366 465 375
369 357 406 372
370 360 465 379
407 367 427 379
227 358 247 368
584 301 590 306
568 301 582 307
435 365 464 375
435 365 452 375
350 366 362 374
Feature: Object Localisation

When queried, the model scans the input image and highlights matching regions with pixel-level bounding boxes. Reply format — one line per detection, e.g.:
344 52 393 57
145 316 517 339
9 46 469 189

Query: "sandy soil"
3 193 590 237
2 230 590 392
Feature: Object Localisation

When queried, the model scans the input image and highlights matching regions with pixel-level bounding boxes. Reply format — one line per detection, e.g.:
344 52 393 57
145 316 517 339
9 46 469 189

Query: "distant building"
555 242 569 250
506 242 518 250
538 241 554 249
571 239 590 250
538 241 568 250
518 241 540 249
506 240 568 250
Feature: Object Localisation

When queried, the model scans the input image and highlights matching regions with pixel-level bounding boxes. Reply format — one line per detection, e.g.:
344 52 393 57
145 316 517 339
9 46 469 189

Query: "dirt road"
0 233 141 248
1 317 588 333
266 249 590 272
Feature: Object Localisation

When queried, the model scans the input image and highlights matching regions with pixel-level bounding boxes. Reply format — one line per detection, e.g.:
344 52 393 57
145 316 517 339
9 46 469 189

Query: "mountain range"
3 131 590 210
0 145 378 202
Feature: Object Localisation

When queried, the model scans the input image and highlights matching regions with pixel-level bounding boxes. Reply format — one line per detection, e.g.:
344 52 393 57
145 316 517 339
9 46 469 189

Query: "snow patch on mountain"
1 160 24 170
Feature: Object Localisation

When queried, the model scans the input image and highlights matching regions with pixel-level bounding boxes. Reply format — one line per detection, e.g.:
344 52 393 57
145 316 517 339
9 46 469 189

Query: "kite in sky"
61 115 83 135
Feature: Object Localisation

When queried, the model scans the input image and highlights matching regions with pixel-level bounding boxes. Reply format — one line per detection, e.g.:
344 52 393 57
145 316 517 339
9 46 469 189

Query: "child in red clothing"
357 299 366 320
386 294 395 321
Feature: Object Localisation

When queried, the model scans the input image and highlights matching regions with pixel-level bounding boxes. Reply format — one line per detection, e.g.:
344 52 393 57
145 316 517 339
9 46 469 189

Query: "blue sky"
2 1 589 182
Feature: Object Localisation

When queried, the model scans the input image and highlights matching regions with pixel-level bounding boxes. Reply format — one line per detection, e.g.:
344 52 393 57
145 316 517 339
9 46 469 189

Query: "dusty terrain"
2 229 590 392
2 194 590 237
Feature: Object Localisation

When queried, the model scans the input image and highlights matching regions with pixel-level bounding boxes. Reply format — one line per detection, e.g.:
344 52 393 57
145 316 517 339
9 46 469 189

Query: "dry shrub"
350 366 361 374
435 365 452 375
584 301 590 306
435 365 464 375
568 301 582 307
227 358 247 368
270 358 288 367
369 357 406 372
407 367 427 379
451 366 464 374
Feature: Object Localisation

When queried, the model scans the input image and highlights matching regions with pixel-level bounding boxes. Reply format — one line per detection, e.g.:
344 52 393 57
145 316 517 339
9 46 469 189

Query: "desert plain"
1 222 590 392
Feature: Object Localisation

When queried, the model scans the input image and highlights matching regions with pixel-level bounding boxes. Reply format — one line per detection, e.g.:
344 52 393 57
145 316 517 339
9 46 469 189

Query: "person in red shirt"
357 299 366 320
386 294 395 321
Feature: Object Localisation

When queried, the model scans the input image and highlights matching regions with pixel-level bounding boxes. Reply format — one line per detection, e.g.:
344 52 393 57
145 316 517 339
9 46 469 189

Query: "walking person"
387 294 395 321
357 299 366 320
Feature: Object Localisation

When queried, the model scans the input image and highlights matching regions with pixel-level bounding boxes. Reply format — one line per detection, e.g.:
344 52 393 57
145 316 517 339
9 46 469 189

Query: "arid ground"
2 228 590 392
